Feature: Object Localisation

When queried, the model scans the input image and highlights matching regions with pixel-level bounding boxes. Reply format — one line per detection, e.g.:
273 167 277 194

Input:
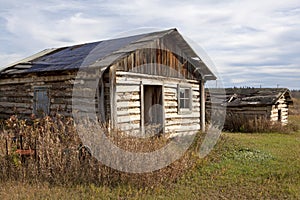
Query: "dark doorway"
278 109 282 122
143 85 163 135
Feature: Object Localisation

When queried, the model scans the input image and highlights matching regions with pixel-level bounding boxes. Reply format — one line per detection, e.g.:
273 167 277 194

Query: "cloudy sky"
0 0 299 89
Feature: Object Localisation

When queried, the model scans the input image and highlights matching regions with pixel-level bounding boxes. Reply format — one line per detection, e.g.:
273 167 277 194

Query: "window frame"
177 84 192 114
33 86 50 117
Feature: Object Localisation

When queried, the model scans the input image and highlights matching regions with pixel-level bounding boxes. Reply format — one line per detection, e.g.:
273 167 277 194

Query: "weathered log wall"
114 72 200 136
0 69 111 120
0 73 76 118
206 93 290 131
270 95 289 124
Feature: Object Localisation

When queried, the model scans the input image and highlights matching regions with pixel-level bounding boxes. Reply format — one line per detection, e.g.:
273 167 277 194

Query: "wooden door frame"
140 81 165 135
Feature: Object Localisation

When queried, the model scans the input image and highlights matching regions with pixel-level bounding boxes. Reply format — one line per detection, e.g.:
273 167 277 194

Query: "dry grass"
0 115 200 188
290 98 300 115
223 113 298 133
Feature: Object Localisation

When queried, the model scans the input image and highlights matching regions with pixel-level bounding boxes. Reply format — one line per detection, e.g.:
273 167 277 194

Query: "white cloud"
0 0 299 88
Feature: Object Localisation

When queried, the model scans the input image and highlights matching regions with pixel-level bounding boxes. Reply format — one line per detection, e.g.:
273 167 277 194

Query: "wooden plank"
140 82 145 134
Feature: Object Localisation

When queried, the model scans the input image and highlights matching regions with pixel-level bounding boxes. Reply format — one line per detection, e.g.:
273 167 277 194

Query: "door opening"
143 85 163 135
278 109 282 122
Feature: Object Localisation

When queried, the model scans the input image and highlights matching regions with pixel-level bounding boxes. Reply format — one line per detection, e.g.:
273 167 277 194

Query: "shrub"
223 112 299 133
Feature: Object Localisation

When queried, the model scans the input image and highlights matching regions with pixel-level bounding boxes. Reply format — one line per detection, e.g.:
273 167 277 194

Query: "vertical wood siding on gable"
114 48 198 81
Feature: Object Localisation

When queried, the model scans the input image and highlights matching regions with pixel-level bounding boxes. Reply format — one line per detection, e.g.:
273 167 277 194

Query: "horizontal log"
117 101 140 109
117 115 140 123
116 93 140 101
117 123 140 131
0 97 32 104
116 71 198 83
0 74 75 85
0 109 32 115
165 124 200 132
116 85 140 93
117 108 140 116
165 113 200 119
0 102 32 109
166 118 200 126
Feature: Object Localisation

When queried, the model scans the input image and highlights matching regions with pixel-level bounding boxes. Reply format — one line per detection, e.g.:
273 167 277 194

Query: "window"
33 87 50 117
178 85 192 112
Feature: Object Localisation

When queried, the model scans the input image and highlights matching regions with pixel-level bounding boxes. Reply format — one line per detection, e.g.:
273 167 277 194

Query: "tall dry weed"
0 115 199 187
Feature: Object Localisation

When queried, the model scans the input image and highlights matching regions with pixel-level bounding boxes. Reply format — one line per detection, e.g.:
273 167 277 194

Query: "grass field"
0 100 299 199
1 130 299 199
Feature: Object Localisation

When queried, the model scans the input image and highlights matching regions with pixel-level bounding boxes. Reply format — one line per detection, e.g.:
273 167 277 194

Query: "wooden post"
161 84 165 134
109 65 117 129
140 81 144 134
200 80 206 133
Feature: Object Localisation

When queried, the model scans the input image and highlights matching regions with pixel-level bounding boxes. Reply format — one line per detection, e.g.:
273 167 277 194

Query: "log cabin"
206 88 293 131
0 28 216 136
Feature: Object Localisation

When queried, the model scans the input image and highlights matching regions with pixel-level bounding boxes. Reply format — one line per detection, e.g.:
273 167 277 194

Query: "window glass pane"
184 99 190 108
180 89 185 98
180 99 185 108
178 87 191 110
185 89 190 98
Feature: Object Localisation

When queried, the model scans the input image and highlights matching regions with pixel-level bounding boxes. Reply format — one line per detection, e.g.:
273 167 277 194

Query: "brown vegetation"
222 96 300 133
0 115 199 187
224 113 299 133
290 98 300 115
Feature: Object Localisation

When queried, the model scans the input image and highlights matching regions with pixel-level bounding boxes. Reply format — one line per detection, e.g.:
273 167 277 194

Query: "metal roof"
0 28 216 80
207 88 293 107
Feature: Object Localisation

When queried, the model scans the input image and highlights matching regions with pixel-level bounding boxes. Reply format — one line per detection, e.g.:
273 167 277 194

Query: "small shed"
206 88 293 130
0 28 216 136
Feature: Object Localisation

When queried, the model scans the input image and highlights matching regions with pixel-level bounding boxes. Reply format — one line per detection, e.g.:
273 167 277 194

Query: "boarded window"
33 87 50 117
178 86 192 112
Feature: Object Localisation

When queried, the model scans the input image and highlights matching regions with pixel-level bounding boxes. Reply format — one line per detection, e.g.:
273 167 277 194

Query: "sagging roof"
207 88 293 107
0 28 216 80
